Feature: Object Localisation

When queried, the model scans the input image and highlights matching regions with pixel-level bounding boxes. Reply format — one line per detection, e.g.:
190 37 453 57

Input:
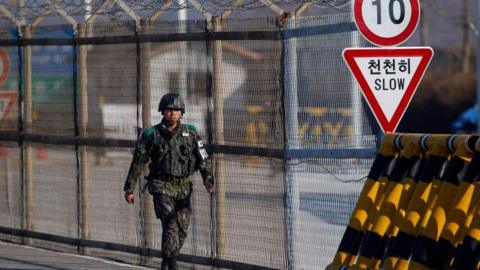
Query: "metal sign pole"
350 2 363 147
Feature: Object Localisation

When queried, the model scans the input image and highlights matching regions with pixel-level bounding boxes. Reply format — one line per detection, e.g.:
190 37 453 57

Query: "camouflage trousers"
153 193 192 259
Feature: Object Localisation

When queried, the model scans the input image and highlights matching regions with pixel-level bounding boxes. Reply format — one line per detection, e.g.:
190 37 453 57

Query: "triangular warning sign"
343 47 434 133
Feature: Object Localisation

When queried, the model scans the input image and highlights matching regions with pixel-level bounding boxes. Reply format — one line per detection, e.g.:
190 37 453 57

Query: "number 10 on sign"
354 0 420 46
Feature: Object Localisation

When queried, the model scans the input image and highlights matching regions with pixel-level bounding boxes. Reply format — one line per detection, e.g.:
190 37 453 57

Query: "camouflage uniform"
123 119 214 267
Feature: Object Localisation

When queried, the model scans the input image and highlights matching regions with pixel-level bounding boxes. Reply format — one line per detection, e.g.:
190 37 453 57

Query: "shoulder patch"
144 127 155 137
184 124 197 131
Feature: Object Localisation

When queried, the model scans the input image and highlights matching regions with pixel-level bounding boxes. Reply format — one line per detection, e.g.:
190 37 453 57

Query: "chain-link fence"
0 6 382 270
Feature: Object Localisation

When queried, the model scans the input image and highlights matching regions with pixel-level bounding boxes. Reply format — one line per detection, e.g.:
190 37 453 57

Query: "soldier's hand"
124 192 135 204
205 181 214 193
204 175 214 193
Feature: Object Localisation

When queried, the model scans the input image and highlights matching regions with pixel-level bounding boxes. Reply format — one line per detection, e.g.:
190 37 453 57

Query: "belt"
142 176 189 193
155 175 189 182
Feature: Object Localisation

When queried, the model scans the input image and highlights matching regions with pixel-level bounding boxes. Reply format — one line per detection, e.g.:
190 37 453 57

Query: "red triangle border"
343 47 434 133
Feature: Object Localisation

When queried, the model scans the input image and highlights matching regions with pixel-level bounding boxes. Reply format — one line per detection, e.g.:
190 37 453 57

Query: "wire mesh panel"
151 20 207 34
0 142 22 229
89 20 138 37
289 158 372 269
0 45 19 131
0 17 23 237
282 13 378 270
221 17 280 32
29 25 75 136
148 39 209 137
284 14 376 149
0 9 384 270
217 19 284 148
149 19 209 132
0 18 16 39
215 154 286 269
221 39 284 148
86 43 138 140
87 147 140 245
0 20 20 132
184 173 213 257
31 144 78 238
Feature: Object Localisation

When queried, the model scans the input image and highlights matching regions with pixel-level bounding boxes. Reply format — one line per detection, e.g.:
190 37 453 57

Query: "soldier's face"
163 108 182 123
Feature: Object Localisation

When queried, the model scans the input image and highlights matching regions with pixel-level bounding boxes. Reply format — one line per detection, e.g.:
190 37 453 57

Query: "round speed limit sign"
354 0 420 46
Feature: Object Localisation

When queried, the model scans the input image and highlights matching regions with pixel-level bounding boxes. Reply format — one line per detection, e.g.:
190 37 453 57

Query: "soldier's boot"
161 258 169 270
168 257 178 270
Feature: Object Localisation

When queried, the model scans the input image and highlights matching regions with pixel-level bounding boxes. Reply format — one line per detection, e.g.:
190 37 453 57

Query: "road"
0 241 156 270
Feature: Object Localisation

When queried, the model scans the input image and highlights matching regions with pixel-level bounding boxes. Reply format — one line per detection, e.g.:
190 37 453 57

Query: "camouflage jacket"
123 120 214 199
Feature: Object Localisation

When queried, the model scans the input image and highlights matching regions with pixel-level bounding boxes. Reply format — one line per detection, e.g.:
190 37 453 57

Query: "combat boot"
161 258 169 270
161 257 177 270
168 257 178 270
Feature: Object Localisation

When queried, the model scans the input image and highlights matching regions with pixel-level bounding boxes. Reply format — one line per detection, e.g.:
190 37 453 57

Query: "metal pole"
22 25 33 245
77 22 90 254
351 3 363 147
178 0 188 98
139 20 155 265
211 16 226 259
16 22 24 240
283 14 299 270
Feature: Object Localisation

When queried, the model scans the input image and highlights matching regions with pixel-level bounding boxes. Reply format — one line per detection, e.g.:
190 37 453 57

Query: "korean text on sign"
368 59 411 75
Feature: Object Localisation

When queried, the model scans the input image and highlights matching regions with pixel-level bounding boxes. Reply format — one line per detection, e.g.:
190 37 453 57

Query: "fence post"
282 13 299 270
349 4 364 148
77 22 90 255
211 15 226 260
139 20 155 265
15 24 24 243
22 24 33 245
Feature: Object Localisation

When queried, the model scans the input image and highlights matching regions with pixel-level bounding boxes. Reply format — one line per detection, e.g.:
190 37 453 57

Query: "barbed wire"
1 0 352 21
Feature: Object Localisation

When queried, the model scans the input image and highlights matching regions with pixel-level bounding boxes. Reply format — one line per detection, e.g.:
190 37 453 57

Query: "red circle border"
354 0 420 46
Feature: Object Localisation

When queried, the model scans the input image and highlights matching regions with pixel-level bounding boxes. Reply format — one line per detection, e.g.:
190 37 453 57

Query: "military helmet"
158 93 185 113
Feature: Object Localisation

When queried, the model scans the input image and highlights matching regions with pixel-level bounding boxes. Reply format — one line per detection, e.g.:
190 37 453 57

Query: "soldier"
123 93 214 270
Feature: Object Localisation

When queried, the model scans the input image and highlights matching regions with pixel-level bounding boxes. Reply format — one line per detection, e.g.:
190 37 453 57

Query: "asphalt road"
0 241 155 270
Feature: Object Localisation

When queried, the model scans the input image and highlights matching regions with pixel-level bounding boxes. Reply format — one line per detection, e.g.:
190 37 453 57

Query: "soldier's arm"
123 129 153 196
189 127 214 192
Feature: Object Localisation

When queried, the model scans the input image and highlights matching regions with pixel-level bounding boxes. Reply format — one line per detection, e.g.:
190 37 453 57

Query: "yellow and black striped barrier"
326 133 480 270
384 135 451 270
350 134 424 270
409 135 473 270
325 134 399 270
424 135 479 269
451 138 480 270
